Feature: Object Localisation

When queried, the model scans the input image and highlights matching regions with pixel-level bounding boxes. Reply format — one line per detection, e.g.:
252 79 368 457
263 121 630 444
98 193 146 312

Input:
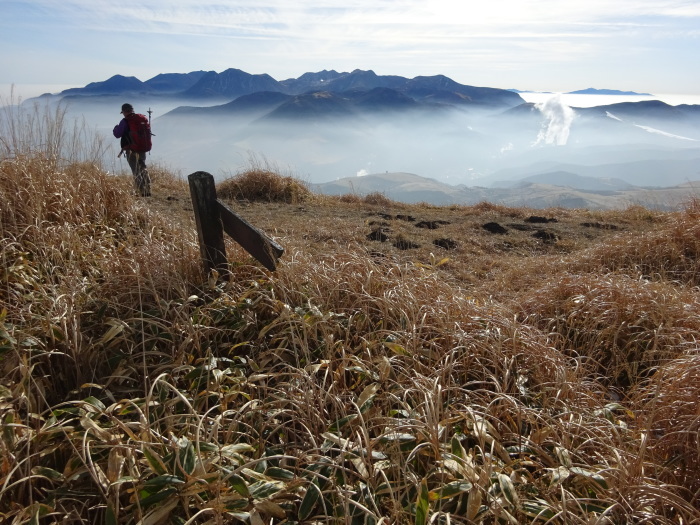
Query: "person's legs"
127 151 151 196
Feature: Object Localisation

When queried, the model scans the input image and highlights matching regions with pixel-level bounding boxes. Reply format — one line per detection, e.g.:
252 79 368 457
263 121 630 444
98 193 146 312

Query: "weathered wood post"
188 171 284 275
188 171 228 275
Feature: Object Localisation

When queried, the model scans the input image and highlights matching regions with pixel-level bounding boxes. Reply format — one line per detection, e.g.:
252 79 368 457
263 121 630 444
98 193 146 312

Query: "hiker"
113 103 152 197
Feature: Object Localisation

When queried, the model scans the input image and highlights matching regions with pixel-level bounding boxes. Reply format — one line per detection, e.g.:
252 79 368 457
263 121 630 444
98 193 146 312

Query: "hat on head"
120 103 134 114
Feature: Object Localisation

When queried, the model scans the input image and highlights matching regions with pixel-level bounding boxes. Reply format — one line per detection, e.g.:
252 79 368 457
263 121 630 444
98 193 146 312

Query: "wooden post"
188 171 228 275
188 171 284 274
217 200 284 271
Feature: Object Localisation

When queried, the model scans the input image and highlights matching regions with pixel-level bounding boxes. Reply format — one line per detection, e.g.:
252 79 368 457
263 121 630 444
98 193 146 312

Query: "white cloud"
3 0 700 91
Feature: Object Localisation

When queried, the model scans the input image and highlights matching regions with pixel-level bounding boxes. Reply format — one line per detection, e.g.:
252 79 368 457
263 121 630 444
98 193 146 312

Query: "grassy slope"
1 157 700 524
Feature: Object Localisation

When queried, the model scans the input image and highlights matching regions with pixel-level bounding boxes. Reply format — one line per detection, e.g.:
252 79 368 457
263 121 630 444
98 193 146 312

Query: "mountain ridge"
53 68 524 109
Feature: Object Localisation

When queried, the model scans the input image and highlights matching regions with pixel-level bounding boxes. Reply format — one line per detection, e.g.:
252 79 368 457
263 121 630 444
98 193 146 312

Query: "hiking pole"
146 108 155 156
148 108 156 135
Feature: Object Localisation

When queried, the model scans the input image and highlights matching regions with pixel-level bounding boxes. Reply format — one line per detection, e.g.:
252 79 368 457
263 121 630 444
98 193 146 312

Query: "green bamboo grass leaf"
178 440 196 476
144 475 185 488
82 396 106 412
357 382 379 413
384 342 409 355
569 467 609 489
31 466 63 481
580 501 613 514
265 466 296 480
415 478 430 525
137 496 179 525
299 480 322 521
110 476 138 487
197 442 219 452
2 412 16 446
226 472 251 497
451 434 467 459
27 503 52 525
497 473 519 507
184 366 207 381
378 432 417 444
429 480 472 500
142 447 167 476
104 503 117 525
521 499 556 519
138 487 177 508
0 384 13 401
249 480 284 499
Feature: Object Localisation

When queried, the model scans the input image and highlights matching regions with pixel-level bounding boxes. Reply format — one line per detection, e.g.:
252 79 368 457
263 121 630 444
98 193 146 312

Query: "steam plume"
534 95 575 146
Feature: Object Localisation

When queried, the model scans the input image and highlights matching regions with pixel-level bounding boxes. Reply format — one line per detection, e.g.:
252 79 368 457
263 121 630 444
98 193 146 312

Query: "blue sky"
2 0 699 97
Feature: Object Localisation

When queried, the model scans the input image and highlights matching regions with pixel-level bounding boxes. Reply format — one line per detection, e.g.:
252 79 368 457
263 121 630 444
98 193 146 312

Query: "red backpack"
125 113 152 152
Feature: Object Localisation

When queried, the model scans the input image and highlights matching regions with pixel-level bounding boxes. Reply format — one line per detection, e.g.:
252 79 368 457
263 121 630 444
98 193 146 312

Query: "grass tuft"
217 167 312 203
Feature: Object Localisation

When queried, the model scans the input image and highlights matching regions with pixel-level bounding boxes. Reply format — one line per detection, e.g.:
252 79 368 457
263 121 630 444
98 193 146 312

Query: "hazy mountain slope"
60 74 146 95
278 70 344 92
492 171 635 192
183 68 283 99
313 172 700 210
144 71 209 93
485 156 700 188
164 91 292 118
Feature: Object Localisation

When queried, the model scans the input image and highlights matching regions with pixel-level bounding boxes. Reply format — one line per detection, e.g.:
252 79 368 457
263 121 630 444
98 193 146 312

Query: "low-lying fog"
10 92 700 191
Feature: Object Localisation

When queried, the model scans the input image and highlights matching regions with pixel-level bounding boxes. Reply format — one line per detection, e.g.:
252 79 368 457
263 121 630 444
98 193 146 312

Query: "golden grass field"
1 103 700 524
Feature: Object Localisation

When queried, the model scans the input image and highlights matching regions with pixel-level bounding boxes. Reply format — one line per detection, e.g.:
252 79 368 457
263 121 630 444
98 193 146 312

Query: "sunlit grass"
1 104 699 524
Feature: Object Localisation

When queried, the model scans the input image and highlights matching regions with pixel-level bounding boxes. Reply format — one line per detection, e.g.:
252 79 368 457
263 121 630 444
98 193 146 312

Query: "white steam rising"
534 95 575 146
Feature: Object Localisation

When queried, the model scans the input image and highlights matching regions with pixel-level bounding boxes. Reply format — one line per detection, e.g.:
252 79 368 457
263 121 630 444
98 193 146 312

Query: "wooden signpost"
188 171 284 275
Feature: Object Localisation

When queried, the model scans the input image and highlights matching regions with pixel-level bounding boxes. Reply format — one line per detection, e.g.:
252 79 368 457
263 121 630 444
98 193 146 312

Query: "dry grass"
217 157 312 204
1 106 700 524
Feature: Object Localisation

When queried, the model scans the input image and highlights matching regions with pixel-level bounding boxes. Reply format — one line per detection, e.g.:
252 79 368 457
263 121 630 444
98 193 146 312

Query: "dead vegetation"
1 104 700 524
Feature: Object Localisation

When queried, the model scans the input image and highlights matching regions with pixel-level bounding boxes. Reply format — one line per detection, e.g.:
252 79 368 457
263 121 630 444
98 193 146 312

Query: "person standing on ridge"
113 103 152 197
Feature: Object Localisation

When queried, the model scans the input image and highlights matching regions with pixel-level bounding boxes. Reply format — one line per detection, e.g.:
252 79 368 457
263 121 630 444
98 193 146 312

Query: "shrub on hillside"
217 168 311 203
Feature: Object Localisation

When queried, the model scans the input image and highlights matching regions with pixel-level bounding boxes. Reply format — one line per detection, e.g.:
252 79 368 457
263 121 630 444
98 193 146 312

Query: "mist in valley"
10 89 700 208
154 93 700 195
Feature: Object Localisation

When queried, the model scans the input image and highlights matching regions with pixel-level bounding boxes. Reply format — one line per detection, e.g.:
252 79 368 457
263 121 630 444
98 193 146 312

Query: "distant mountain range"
47 68 698 128
53 68 524 109
507 88 653 96
33 68 700 210
566 88 653 96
